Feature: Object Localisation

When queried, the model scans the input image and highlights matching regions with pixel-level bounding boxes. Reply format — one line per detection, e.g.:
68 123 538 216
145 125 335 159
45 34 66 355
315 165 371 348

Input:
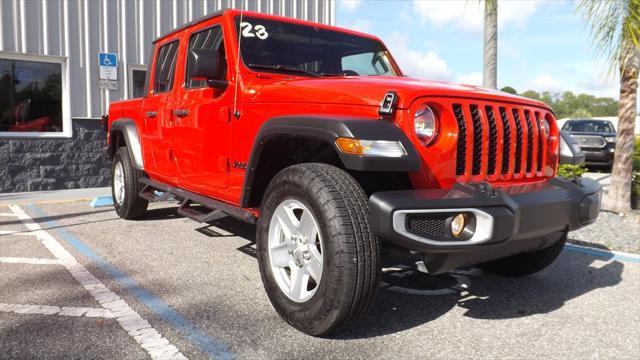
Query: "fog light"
448 212 477 240
451 214 466 237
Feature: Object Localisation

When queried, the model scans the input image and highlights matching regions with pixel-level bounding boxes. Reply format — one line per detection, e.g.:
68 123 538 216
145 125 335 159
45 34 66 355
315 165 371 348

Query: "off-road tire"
256 163 380 336
480 232 567 277
112 147 148 219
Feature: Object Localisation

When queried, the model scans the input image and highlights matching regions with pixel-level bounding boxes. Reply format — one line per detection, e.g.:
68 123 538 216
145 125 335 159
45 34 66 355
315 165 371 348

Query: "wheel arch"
241 116 420 208
108 119 145 170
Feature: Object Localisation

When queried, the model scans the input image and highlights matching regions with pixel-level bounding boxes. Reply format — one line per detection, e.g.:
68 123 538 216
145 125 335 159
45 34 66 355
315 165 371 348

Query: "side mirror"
187 49 227 89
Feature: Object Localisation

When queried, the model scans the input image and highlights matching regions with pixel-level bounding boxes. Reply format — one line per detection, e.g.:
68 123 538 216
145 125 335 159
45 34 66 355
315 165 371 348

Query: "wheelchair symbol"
102 55 113 66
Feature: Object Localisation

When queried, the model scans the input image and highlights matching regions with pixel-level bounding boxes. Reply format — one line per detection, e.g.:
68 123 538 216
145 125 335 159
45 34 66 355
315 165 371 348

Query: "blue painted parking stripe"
90 196 114 208
564 243 640 264
27 204 235 360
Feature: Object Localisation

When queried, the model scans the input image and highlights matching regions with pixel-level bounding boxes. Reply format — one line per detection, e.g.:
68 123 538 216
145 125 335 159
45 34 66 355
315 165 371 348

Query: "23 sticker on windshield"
240 22 268 39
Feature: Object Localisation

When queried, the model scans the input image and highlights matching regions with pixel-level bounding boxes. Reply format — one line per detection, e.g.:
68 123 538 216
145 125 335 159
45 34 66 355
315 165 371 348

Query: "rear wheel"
256 163 380 336
480 232 567 277
112 147 148 219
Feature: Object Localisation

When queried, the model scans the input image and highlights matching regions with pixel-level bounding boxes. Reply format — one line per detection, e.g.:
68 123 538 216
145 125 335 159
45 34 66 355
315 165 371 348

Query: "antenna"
232 0 245 119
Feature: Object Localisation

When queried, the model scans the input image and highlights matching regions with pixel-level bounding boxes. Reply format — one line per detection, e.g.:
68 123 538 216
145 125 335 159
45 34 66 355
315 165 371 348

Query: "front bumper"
581 148 614 165
369 177 601 258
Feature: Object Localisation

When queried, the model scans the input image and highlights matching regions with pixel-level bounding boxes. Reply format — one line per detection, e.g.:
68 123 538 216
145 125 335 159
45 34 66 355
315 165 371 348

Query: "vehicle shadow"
340 250 624 339
188 213 625 339
138 206 186 221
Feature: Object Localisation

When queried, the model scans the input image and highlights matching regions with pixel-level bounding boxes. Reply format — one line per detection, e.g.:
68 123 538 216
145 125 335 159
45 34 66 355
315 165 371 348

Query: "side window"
186 26 226 88
153 41 179 93
342 52 392 76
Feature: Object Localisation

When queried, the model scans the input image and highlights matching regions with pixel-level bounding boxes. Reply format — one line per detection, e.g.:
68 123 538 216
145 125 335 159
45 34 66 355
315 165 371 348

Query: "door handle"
145 111 157 118
173 109 190 117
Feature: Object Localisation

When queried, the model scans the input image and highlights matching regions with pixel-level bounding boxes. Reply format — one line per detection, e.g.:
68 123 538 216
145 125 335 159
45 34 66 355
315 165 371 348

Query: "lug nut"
301 236 308 244
302 251 311 261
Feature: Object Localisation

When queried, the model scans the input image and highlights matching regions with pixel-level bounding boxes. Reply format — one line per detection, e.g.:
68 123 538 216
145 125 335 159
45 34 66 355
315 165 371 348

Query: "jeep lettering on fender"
105 10 602 336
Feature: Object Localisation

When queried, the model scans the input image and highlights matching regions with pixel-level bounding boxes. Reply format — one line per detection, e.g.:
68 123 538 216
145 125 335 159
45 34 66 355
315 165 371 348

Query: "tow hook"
478 181 498 198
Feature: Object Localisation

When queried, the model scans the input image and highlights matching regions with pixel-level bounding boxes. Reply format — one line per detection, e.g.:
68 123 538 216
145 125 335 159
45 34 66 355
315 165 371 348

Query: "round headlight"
414 104 439 146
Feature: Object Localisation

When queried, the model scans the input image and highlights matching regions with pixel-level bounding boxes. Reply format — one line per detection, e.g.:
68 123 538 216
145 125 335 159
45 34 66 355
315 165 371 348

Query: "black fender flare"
108 119 145 170
241 116 420 207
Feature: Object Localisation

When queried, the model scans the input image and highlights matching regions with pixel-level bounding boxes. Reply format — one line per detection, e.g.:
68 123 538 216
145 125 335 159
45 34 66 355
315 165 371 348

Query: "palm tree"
578 0 640 213
483 0 498 88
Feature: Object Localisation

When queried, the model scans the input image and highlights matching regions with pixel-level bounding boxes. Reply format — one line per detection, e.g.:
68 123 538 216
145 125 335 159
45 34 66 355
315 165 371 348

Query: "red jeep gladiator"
105 10 601 336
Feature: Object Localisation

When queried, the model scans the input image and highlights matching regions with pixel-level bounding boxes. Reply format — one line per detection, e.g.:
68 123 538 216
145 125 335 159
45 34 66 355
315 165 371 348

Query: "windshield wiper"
248 64 321 77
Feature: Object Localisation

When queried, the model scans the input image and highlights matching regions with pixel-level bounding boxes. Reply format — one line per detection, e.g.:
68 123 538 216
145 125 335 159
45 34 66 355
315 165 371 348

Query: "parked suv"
105 10 601 336
562 119 616 168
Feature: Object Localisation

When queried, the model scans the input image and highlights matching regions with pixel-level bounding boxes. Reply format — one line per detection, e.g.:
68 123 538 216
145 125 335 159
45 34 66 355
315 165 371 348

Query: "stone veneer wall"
0 119 111 192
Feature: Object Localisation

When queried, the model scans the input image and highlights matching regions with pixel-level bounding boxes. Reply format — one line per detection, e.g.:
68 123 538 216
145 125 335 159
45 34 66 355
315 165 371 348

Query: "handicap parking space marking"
26 204 235 360
4 204 187 360
564 243 640 264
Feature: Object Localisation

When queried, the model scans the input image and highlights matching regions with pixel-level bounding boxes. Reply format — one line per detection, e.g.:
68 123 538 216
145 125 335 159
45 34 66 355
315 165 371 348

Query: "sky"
336 0 619 99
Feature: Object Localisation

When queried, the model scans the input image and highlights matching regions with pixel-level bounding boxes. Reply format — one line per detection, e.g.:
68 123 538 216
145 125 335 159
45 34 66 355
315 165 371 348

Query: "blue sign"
98 53 117 67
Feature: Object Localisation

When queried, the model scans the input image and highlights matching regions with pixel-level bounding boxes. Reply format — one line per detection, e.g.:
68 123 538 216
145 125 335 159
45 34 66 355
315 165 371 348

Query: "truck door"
172 23 232 198
140 38 182 186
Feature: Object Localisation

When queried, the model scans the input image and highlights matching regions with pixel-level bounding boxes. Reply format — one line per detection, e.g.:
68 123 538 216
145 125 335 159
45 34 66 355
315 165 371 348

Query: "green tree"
500 86 517 94
519 90 618 119
570 108 593 118
521 90 541 101
579 0 639 213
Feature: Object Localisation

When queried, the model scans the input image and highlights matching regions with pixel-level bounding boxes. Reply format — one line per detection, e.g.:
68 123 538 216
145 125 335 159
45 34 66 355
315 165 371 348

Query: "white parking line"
0 257 63 265
0 303 114 318
5 205 187 360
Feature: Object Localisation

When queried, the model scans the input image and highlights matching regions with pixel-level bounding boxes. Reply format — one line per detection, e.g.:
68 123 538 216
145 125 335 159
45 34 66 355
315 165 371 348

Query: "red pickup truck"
106 10 601 336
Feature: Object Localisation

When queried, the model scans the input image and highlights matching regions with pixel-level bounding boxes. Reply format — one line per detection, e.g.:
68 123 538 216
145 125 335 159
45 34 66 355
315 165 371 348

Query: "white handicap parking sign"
98 53 118 81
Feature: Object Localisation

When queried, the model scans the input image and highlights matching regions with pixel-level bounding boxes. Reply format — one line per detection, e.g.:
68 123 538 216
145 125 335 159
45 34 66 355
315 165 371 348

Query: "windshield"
235 17 399 77
562 120 614 133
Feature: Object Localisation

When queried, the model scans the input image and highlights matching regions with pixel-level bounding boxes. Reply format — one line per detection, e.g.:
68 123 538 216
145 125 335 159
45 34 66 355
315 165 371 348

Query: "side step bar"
138 177 256 224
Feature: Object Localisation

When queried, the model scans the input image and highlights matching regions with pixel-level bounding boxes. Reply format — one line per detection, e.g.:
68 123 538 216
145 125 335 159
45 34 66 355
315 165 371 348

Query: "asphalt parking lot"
1 199 639 359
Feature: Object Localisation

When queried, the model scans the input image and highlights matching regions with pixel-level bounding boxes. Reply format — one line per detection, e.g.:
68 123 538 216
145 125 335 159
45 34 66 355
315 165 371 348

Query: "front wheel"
256 163 380 336
112 147 148 219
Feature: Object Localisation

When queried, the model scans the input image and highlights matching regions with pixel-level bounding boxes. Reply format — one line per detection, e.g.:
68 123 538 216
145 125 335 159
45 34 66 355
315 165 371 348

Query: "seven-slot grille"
453 103 550 180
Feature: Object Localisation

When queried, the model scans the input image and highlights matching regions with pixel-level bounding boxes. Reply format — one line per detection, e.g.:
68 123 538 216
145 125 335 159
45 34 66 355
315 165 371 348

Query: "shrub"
557 164 587 180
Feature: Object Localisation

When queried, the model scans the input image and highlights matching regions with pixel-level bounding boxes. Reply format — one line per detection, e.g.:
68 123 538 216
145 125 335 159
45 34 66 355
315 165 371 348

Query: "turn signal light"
336 138 365 155
335 138 407 157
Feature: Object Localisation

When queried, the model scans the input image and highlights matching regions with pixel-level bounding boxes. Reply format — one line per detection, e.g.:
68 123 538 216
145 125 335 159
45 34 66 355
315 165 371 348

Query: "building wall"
0 0 336 117
0 0 335 193
0 119 110 192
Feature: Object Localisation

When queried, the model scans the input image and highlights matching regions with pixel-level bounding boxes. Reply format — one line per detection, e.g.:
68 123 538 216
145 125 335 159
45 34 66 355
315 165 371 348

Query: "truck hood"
250 76 550 110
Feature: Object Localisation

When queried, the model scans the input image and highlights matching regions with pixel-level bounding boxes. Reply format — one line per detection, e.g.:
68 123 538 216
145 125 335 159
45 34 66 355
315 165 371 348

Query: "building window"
0 53 70 138
128 65 147 98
